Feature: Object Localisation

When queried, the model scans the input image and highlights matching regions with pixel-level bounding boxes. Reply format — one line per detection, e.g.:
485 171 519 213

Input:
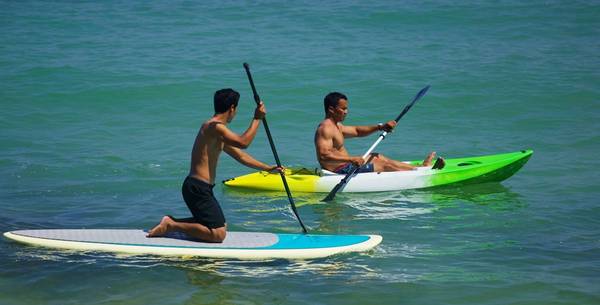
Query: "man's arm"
223 145 279 171
339 120 396 138
214 102 266 148
214 120 259 149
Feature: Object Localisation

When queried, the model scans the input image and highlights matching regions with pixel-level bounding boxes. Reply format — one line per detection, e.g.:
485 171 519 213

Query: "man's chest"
331 131 345 149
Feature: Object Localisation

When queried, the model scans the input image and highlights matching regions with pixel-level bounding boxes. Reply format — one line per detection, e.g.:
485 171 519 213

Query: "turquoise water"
1 1 599 304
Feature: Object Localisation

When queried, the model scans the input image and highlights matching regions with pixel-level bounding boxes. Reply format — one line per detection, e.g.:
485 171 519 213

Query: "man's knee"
374 153 390 162
377 155 392 166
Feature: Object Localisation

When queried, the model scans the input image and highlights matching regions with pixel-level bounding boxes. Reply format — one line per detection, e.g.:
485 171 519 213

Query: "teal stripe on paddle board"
268 234 372 249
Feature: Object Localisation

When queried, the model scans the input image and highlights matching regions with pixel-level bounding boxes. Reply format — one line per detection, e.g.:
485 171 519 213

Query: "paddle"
322 85 431 202
243 63 308 234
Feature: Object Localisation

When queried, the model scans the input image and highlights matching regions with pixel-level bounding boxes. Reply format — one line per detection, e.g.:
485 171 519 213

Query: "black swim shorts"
181 176 226 229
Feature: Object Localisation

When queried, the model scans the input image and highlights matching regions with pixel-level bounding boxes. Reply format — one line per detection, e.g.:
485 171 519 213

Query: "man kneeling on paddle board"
148 88 281 242
315 92 444 174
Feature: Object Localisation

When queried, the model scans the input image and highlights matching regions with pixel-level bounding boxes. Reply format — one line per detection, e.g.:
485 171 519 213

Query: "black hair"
214 88 240 114
324 92 347 114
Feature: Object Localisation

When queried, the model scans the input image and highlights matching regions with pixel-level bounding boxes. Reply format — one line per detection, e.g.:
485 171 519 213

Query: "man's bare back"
188 119 226 185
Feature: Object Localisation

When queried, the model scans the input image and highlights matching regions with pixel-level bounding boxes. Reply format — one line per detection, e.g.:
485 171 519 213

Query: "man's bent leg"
170 221 226 243
147 215 227 242
371 154 416 172
372 152 438 172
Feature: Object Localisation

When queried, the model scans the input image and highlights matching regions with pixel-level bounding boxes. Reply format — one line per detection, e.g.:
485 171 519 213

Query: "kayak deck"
223 150 533 193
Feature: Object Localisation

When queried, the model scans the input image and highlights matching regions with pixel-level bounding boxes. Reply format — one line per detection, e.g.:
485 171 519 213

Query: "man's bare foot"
422 152 436 167
432 157 446 170
147 216 173 237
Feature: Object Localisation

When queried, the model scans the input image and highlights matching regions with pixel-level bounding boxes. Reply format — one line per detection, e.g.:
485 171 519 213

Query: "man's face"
331 99 348 122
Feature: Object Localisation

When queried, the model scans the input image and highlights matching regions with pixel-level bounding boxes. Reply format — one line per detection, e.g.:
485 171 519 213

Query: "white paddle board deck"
4 229 382 260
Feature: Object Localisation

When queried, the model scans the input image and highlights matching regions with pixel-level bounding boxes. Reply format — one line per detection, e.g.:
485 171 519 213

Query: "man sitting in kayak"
314 92 444 174
148 88 280 242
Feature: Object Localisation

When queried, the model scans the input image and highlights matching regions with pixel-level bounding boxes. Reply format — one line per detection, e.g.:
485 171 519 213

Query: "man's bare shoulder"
202 119 227 134
192 120 224 145
316 119 338 134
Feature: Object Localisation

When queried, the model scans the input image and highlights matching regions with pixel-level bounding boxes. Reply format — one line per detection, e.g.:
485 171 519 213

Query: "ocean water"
1 1 599 304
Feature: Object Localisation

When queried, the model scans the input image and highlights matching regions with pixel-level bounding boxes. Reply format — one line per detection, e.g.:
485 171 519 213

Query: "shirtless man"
314 92 444 174
148 88 279 242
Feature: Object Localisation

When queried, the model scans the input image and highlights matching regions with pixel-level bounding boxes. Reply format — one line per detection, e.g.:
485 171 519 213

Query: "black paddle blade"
322 162 363 202
394 85 430 123
322 182 344 202
414 85 430 101
322 156 373 202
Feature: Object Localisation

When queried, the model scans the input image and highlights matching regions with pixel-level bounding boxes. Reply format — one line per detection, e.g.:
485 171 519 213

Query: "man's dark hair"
214 88 240 114
324 92 347 114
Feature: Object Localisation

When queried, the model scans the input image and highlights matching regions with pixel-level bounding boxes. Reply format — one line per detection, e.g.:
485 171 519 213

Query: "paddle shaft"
322 85 430 202
243 63 308 233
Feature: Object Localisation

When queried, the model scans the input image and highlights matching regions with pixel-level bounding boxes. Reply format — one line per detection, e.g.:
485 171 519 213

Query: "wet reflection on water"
222 182 526 221
11 244 384 280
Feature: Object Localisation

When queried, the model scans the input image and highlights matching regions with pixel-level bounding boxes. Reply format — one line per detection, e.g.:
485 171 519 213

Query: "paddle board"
4 229 382 260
